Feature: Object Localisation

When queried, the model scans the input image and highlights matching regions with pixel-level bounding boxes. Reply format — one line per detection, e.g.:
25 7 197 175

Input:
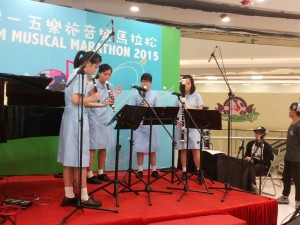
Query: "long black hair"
95 64 113 79
73 50 102 68
180 74 196 95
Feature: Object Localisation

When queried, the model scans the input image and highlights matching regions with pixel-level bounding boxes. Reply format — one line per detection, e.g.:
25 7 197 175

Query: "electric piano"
0 73 65 143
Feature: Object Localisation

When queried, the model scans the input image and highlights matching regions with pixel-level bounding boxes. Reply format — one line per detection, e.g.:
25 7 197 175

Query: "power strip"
3 199 32 209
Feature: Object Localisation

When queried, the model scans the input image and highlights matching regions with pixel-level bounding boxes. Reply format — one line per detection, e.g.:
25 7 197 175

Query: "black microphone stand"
250 140 264 195
259 144 263 195
209 50 238 156
209 49 249 202
58 20 118 225
237 138 245 189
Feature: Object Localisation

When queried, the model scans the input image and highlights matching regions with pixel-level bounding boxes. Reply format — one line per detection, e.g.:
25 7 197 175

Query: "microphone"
111 19 115 42
171 92 182 97
208 46 218 62
239 138 244 149
141 86 147 105
131 84 147 92
237 135 245 158
257 134 266 142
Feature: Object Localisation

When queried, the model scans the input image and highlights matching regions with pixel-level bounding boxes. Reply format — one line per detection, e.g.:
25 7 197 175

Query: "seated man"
244 126 274 193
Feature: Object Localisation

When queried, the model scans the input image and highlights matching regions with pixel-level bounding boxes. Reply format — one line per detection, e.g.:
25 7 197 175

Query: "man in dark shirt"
277 102 300 209
244 126 274 193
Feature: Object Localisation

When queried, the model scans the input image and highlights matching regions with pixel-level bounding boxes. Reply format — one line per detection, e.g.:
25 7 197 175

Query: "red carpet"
0 172 277 225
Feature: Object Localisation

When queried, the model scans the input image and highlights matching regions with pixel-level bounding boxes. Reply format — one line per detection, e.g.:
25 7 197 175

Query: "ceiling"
40 0 300 92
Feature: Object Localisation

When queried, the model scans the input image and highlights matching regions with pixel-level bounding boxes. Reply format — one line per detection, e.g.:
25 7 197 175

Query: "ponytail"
73 51 102 69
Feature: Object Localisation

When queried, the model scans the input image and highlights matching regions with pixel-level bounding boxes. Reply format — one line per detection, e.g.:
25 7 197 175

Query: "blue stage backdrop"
0 0 180 175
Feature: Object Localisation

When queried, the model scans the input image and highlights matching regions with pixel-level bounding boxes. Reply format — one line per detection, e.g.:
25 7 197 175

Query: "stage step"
148 214 246 225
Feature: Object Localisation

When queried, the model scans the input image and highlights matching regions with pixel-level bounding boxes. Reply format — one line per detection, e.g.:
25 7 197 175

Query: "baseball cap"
254 126 268 135
290 102 300 112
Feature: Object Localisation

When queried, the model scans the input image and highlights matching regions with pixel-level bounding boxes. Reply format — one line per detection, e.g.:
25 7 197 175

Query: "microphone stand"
251 140 264 195
248 142 263 195
66 19 115 88
58 20 118 225
209 51 248 202
237 138 245 189
259 144 263 195
210 51 237 156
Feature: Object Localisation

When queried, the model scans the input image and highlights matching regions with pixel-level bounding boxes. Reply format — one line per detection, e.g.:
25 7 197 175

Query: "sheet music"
203 149 225 155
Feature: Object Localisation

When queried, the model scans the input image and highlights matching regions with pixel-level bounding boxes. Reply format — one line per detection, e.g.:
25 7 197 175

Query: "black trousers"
252 163 268 185
282 160 300 201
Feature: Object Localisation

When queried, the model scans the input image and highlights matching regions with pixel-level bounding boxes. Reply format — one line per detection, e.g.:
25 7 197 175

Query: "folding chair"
260 147 285 196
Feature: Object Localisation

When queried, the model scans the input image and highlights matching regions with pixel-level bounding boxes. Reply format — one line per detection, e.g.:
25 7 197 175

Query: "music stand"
144 106 180 184
133 106 176 206
88 105 147 207
168 109 220 200
118 105 151 190
185 109 222 185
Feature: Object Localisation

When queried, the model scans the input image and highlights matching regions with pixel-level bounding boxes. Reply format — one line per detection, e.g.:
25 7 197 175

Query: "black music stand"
121 106 180 188
88 105 147 207
185 109 222 185
146 106 180 184
119 105 150 190
133 106 175 206
168 109 220 201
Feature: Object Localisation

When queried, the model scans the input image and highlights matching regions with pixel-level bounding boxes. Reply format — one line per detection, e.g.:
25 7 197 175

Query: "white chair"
259 148 285 196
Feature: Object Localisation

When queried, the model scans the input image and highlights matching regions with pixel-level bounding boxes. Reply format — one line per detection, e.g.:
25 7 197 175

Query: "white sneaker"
277 195 289 204
296 201 300 209
251 184 258 194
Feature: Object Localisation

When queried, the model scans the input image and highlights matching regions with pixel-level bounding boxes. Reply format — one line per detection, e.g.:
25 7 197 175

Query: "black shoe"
197 170 204 183
181 172 187 181
97 174 111 182
151 171 160 178
87 176 102 184
136 171 143 178
82 197 102 207
61 196 77 207
54 173 63 178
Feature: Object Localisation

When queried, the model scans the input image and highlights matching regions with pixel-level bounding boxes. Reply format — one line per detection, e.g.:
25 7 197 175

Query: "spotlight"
241 0 250 6
130 6 139 12
220 14 230 22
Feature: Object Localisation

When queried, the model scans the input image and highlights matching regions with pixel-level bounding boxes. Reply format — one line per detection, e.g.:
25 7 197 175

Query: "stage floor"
0 171 277 225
